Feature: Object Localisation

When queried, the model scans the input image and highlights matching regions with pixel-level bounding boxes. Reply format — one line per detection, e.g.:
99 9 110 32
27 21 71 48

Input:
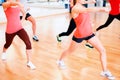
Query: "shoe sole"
33 38 39 41
85 44 94 48
27 65 36 70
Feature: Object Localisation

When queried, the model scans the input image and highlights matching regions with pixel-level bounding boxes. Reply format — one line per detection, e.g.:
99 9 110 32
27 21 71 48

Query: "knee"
4 43 11 49
67 47 75 54
26 41 32 49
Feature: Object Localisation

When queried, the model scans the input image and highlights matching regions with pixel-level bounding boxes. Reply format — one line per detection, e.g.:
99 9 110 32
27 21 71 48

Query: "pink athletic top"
109 0 120 15
5 6 23 33
73 12 93 38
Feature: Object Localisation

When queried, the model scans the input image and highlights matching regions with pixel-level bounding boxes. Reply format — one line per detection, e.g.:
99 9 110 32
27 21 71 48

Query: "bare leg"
1 48 7 61
58 40 79 69
59 40 79 61
87 36 115 79
87 36 107 71
27 16 36 36
26 49 32 62
3 47 7 53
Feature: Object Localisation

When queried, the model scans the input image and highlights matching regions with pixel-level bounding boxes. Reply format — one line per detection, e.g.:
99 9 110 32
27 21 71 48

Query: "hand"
26 7 30 11
104 8 110 13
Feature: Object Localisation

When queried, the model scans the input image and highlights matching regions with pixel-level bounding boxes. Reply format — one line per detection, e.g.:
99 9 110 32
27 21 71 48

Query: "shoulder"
72 4 85 14
72 4 87 18
71 5 80 18
2 1 23 10
2 2 11 10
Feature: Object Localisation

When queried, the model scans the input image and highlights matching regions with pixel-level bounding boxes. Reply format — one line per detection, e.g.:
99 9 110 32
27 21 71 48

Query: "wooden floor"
0 12 120 80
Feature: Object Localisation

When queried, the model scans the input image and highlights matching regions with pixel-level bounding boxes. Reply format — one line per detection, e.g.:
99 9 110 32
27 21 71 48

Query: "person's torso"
5 6 22 33
74 12 92 38
109 0 120 15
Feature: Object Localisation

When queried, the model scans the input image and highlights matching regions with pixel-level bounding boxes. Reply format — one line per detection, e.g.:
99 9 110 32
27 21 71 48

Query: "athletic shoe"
56 35 62 42
100 70 115 80
57 60 66 69
27 61 36 70
1 52 7 61
33 35 39 41
85 43 94 48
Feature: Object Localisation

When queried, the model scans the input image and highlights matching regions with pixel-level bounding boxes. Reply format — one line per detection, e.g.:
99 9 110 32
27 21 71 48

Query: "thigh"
68 40 80 53
87 36 105 52
17 29 31 44
4 32 16 48
5 33 16 44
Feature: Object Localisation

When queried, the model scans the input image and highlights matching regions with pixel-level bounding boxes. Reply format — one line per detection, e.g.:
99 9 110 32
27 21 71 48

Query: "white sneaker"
1 52 7 61
100 70 115 80
27 61 36 70
57 60 66 69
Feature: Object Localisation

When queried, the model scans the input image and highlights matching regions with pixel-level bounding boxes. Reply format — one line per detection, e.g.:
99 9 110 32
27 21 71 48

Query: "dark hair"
73 0 77 5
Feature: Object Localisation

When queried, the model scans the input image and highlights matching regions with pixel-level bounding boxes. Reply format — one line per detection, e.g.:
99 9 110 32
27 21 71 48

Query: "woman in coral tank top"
1 0 36 70
57 0 115 80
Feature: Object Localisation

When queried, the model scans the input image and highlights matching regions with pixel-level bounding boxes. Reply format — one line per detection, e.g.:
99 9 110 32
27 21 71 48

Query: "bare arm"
2 1 19 10
70 0 96 7
72 4 108 18
76 4 109 13
85 7 109 13
19 3 26 22
82 0 96 4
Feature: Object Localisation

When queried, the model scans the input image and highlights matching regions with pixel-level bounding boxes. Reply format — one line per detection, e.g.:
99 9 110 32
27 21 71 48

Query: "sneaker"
27 61 36 70
85 43 94 48
33 35 39 41
1 52 7 61
100 70 115 80
56 35 62 42
57 60 66 69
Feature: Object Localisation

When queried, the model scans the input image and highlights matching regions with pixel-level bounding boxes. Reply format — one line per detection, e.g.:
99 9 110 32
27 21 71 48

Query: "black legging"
96 14 120 31
59 18 76 37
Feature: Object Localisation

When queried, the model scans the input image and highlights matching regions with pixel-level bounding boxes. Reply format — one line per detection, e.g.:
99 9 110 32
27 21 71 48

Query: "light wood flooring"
0 12 120 80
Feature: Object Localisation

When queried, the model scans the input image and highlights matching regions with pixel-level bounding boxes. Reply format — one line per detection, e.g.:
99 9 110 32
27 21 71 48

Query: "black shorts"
20 13 31 20
72 33 95 43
